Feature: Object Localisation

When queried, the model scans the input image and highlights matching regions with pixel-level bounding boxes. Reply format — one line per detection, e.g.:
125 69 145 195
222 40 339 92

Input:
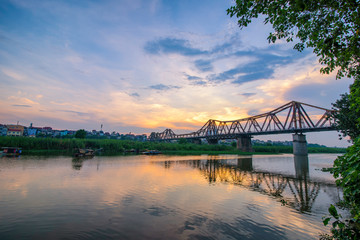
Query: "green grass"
0 136 346 156
21 149 71 156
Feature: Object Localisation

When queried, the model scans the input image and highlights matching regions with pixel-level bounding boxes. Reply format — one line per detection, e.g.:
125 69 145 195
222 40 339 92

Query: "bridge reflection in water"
157 155 340 214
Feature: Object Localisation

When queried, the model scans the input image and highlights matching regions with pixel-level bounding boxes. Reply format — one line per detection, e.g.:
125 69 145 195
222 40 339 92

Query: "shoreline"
0 136 346 156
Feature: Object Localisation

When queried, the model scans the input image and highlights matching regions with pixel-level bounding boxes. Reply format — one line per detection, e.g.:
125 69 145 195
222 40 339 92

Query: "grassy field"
0 136 346 156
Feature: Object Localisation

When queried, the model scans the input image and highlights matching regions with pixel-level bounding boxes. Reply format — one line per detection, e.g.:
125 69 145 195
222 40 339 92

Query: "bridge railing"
149 101 336 141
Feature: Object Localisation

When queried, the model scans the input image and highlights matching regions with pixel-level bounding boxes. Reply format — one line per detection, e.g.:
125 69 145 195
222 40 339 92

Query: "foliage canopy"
322 138 360 239
75 129 87 139
227 0 360 80
332 138 360 221
332 92 360 141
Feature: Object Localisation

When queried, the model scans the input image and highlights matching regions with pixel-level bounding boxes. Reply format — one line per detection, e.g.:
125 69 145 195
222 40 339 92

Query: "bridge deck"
149 101 336 141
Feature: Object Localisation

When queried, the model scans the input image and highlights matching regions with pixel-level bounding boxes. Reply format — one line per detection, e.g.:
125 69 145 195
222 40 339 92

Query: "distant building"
60 130 68 137
52 130 61 137
0 122 150 141
67 130 75 136
26 128 38 137
33 127 52 137
6 124 25 137
0 124 7 136
42 127 53 136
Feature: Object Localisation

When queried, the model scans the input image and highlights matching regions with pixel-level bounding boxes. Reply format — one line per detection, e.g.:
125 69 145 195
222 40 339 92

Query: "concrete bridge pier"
294 155 309 180
237 136 253 152
293 133 308 155
207 139 218 145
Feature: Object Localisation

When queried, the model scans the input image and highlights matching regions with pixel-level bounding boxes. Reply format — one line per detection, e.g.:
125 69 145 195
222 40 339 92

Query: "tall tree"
227 0 360 140
227 0 360 81
332 93 360 140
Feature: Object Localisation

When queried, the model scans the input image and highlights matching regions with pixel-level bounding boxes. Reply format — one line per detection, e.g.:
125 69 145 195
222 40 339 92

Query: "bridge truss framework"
149 101 336 142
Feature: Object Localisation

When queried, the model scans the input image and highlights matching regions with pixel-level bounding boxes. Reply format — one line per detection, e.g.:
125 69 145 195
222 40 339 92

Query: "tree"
178 138 188 144
227 0 360 81
227 1 360 238
321 139 360 240
332 92 360 141
227 0 360 140
75 129 86 139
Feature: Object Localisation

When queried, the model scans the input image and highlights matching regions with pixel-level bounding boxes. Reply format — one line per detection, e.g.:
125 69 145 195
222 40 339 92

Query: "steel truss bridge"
149 101 336 141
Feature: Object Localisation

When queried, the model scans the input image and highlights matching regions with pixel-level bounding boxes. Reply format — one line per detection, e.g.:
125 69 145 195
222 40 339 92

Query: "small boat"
74 148 95 158
124 149 137 153
2 147 22 157
142 150 162 155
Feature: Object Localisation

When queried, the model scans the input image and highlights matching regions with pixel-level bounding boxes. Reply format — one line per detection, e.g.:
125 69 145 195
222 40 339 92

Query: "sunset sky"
0 0 353 147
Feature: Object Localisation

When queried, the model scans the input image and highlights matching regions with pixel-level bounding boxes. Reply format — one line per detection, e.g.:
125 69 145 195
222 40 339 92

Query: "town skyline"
0 0 353 147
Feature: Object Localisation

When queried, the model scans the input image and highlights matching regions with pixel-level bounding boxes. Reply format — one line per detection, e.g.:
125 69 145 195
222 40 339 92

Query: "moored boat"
74 148 95 158
142 150 162 155
2 147 22 157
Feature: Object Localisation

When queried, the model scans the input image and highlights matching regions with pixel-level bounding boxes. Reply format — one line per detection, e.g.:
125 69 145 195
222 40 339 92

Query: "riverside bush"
0 137 234 154
321 138 360 239
0 136 346 155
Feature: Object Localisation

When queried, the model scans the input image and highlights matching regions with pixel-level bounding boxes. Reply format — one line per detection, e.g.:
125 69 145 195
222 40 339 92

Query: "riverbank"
0 136 346 156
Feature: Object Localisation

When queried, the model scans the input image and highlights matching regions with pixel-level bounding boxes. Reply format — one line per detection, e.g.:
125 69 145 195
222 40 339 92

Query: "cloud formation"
148 84 181 91
0 0 353 147
145 38 208 56
12 105 32 108
194 59 213 72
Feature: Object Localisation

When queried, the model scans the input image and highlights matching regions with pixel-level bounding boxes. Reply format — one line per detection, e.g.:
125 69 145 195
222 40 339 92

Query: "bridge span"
149 101 336 155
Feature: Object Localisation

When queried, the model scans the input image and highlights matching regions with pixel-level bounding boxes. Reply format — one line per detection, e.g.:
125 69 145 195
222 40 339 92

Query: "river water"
0 154 342 239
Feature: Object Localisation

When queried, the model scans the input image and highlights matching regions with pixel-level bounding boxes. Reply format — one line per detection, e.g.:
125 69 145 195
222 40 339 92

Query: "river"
0 154 342 239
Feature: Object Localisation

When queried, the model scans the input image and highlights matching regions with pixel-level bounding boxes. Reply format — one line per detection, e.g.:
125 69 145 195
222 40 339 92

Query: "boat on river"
142 150 162 155
1 147 22 157
73 148 103 158
74 148 95 158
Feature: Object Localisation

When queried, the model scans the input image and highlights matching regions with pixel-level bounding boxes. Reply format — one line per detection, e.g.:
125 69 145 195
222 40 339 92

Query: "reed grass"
0 136 345 156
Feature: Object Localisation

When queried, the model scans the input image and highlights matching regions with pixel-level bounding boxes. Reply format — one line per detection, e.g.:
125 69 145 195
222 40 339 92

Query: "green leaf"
338 222 345 229
329 204 339 219
323 217 331 226
332 220 338 228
